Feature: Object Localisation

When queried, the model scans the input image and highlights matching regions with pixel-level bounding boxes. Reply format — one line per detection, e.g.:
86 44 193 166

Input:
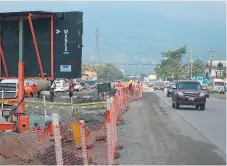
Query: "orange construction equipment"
0 11 55 133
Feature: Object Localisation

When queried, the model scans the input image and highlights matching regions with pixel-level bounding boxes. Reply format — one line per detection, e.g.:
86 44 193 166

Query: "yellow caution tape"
0 101 9 104
25 104 106 109
25 99 105 106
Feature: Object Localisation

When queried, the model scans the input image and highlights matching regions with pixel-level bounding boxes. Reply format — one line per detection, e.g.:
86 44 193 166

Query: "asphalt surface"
159 89 226 156
117 85 226 165
210 93 226 100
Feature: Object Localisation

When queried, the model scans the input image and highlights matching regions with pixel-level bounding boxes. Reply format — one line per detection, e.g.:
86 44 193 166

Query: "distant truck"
148 74 157 80
208 79 225 94
1 79 37 97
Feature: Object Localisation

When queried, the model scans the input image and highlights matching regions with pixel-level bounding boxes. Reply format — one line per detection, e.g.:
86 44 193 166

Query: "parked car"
80 82 88 90
85 80 98 89
74 82 83 92
172 80 207 110
54 81 67 93
166 83 176 97
63 83 69 92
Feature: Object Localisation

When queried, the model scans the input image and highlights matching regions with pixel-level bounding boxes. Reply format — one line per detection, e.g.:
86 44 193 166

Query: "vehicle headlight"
177 92 184 96
199 93 205 96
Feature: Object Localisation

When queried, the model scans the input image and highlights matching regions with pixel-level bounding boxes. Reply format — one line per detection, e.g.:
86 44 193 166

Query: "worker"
128 82 133 92
50 80 56 101
69 83 75 100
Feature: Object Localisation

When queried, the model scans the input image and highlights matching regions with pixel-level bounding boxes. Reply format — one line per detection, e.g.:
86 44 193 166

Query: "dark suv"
167 83 175 97
172 80 207 110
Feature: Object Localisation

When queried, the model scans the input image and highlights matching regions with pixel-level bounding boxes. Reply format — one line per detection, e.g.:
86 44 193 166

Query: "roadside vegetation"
82 63 124 81
154 45 208 80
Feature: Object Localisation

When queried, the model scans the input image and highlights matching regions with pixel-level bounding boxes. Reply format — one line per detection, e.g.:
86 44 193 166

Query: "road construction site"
26 90 107 129
0 82 143 165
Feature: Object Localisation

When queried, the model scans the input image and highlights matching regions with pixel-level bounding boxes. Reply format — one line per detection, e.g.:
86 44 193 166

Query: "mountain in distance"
76 1 225 74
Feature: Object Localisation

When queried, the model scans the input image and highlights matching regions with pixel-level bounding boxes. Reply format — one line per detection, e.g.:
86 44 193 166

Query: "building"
81 71 97 81
207 60 226 78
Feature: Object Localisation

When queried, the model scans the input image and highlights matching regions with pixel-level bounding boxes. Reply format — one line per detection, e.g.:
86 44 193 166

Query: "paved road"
157 89 226 157
117 85 226 165
210 93 226 100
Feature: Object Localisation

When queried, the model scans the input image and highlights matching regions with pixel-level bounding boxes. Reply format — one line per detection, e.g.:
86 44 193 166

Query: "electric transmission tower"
95 28 101 64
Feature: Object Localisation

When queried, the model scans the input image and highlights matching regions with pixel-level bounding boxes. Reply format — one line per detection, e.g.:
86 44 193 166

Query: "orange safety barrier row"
103 82 143 164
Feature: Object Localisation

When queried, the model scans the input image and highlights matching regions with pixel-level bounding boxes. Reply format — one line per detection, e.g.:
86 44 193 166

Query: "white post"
80 120 88 165
1 90 3 110
52 113 63 165
106 98 113 165
110 97 116 162
43 95 47 122
71 96 74 113
119 89 122 110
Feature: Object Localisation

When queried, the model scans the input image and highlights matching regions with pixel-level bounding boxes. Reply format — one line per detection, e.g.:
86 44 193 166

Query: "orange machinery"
0 12 55 133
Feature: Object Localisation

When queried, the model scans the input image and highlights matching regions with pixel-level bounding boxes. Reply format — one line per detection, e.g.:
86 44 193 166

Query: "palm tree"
217 62 224 78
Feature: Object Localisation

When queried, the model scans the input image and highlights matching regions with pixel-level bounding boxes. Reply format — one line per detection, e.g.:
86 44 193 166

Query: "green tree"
82 63 124 81
97 64 124 81
154 45 187 79
82 63 94 72
192 59 206 77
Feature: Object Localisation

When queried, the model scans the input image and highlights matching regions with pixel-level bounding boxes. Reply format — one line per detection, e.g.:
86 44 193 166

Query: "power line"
83 61 156 66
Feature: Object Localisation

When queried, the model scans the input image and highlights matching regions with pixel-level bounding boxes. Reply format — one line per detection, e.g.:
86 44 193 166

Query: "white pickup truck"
209 79 225 94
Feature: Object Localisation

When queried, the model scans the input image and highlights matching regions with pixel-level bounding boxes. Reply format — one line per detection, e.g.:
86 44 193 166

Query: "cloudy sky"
0 1 226 74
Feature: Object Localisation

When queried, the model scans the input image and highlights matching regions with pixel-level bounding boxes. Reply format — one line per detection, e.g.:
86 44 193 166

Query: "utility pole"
205 49 216 79
190 48 193 79
95 28 101 80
